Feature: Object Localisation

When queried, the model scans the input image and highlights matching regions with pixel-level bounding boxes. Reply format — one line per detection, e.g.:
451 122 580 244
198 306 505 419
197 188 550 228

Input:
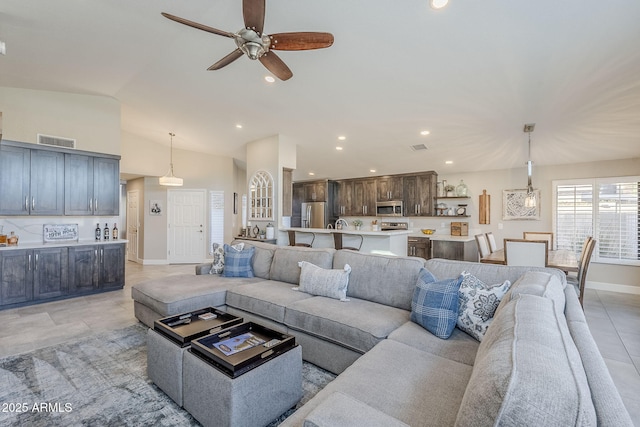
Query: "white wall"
0 87 120 154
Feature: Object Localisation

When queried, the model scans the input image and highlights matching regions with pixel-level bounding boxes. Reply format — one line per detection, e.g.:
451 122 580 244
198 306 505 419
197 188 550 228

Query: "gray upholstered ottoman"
147 308 242 406
183 345 303 427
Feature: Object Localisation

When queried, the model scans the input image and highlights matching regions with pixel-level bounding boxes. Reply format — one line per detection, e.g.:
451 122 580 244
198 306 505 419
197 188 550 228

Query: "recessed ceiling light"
430 0 449 9
445 160 453 165
420 130 430 136
308 172 315 176
370 169 376 173
336 146 343 151
264 76 275 83
338 136 346 141
235 124 243 129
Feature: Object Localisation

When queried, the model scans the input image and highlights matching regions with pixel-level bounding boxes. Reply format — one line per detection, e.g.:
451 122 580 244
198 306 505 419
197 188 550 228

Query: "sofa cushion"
226 280 315 323
303 392 410 427
496 270 566 317
410 275 462 339
455 294 596 426
222 244 254 277
281 339 473 427
230 239 277 280
285 297 409 354
131 274 263 317
388 321 479 366
269 246 336 285
296 261 351 301
333 250 425 310
457 271 511 342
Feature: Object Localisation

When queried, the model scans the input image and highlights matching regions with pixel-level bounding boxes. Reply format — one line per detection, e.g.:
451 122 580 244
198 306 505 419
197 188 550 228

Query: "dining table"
480 248 578 272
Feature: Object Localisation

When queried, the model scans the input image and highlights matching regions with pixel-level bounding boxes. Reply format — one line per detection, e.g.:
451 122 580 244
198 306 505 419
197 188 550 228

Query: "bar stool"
287 230 315 247
333 233 363 251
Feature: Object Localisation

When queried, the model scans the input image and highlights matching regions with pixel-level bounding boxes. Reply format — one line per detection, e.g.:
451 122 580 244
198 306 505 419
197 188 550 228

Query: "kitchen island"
280 228 412 256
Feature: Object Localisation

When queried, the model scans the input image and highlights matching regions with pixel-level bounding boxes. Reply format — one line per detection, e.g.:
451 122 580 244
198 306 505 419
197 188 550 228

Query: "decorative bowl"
421 229 435 235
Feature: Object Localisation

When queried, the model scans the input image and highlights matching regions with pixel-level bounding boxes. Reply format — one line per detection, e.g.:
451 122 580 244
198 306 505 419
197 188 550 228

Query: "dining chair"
523 231 554 250
567 238 596 307
475 233 491 260
504 238 548 267
485 232 498 253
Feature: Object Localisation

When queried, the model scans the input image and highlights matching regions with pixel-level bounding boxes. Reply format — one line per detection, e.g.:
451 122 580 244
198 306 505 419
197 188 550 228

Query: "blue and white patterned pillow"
210 242 244 275
457 271 511 341
410 268 461 339
221 244 254 278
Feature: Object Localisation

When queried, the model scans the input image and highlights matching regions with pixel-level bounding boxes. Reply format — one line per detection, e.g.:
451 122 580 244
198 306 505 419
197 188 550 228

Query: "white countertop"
281 227 412 236
408 232 476 242
0 239 127 251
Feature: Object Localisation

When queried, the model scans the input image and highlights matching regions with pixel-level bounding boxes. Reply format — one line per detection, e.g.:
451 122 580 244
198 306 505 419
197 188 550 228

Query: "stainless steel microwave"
376 201 403 217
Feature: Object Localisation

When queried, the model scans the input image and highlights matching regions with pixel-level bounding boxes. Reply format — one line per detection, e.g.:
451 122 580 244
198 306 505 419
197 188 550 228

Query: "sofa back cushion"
270 246 336 285
455 294 596 426
333 250 425 310
231 240 277 280
495 270 566 317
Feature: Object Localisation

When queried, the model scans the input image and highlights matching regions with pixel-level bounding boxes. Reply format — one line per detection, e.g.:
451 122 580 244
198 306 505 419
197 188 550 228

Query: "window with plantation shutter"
209 190 224 254
553 177 640 266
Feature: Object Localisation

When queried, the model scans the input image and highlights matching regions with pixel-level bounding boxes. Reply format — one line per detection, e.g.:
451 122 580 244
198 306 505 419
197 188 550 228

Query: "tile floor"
0 262 638 425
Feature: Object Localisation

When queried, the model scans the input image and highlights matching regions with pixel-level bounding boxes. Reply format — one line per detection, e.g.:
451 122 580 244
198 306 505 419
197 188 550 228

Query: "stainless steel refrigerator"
301 201 328 228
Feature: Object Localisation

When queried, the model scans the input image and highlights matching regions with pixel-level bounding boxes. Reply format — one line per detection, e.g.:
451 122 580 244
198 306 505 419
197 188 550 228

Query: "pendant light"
159 132 183 186
524 123 536 208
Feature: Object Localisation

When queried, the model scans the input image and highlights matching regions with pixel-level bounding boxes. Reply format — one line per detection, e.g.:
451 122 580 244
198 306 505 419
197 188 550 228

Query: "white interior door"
126 190 139 262
168 189 206 264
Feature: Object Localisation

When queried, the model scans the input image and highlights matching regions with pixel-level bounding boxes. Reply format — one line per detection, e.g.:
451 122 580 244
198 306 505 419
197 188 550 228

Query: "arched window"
249 170 274 220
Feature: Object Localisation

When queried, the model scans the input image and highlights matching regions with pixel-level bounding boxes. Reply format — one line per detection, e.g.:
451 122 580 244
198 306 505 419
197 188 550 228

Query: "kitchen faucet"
335 218 349 230
326 223 334 229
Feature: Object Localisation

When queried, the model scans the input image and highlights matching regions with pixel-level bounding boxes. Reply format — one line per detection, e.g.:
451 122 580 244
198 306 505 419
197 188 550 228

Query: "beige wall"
0 87 120 154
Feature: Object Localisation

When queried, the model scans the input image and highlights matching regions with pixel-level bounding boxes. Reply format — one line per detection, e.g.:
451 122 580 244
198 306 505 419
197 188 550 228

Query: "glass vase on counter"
456 180 468 197
0 226 6 246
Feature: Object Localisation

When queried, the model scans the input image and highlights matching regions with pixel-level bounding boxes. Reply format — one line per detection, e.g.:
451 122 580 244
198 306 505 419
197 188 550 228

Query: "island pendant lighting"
159 132 183 187
524 124 536 208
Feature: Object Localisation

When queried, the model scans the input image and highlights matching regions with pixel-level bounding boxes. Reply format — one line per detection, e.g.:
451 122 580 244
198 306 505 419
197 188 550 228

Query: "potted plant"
445 184 456 197
352 219 363 230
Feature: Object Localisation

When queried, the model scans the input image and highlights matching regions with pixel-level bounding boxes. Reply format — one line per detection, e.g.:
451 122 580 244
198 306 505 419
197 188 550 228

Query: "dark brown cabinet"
303 181 327 202
376 176 404 201
334 180 354 216
408 236 431 260
432 239 478 262
353 178 376 216
0 145 64 216
404 172 437 217
0 247 69 306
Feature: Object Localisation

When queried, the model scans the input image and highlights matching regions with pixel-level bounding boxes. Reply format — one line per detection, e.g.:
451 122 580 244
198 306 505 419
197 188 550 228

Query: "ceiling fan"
162 0 334 81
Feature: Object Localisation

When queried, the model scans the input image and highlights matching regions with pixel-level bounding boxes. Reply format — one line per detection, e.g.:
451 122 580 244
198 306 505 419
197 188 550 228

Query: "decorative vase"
456 180 468 197
355 225 361 231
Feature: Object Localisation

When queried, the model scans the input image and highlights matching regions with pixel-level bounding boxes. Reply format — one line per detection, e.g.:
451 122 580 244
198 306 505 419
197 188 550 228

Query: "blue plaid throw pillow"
411 269 462 339
222 244 255 277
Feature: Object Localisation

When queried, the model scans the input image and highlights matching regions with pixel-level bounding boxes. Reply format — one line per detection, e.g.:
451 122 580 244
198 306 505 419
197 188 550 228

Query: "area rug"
0 324 335 426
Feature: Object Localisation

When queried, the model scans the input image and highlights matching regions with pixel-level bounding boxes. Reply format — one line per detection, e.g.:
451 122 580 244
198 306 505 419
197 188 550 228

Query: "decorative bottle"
112 223 118 240
95 223 101 241
456 180 468 197
103 223 110 240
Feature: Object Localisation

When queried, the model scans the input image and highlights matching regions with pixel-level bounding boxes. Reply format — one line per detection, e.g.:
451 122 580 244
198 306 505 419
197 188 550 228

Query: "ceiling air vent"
410 144 428 151
37 134 76 149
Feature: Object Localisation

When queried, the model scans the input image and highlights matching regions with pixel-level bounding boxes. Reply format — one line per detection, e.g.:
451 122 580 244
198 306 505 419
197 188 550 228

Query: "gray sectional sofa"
131 240 633 426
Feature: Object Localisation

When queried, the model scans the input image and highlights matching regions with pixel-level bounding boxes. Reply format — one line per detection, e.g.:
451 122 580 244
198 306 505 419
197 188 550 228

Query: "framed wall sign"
502 189 540 220
150 200 163 216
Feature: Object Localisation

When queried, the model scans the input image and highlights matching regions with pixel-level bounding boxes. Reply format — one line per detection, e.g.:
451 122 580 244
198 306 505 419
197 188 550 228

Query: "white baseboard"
586 280 640 295
141 259 170 265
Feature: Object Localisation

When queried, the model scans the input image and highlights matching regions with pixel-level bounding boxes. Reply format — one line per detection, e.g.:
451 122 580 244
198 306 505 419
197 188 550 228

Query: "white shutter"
555 183 593 252
209 191 224 254
597 179 639 262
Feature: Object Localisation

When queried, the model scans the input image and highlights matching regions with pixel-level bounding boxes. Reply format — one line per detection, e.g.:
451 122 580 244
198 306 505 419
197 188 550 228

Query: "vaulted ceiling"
1 0 639 180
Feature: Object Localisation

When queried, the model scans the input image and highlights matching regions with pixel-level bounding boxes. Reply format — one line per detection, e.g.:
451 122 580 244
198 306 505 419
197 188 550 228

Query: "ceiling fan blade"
208 49 244 70
161 12 234 38
268 32 334 51
259 52 293 81
242 0 265 35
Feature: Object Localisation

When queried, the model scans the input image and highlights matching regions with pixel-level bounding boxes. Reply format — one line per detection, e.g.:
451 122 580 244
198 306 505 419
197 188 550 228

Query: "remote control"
263 339 280 348
167 318 191 327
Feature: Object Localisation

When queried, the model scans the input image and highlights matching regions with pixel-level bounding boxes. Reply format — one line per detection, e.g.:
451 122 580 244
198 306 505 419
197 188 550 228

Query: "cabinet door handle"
94 199 98 212
89 198 93 212
32 198 35 211
28 254 32 271
25 197 29 212
101 248 104 263
417 204 421 214
35 253 38 270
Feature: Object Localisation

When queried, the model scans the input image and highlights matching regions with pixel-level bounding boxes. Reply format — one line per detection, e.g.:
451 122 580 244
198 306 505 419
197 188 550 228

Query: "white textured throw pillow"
295 261 351 301
457 271 511 341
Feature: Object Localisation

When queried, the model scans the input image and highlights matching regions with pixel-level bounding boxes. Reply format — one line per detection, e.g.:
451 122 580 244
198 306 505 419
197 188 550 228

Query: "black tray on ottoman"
154 307 242 347
189 321 297 378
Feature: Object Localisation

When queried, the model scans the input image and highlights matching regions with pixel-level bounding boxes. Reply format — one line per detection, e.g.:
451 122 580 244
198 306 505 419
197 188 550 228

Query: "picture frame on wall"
150 200 163 216
502 189 540 220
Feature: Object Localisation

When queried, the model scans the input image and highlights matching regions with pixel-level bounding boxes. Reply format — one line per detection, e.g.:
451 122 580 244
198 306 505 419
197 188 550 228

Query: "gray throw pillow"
457 271 511 341
295 261 351 301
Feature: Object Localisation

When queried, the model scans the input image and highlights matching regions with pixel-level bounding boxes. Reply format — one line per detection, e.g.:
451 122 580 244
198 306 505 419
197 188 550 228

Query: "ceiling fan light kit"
162 0 334 81
159 132 184 187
